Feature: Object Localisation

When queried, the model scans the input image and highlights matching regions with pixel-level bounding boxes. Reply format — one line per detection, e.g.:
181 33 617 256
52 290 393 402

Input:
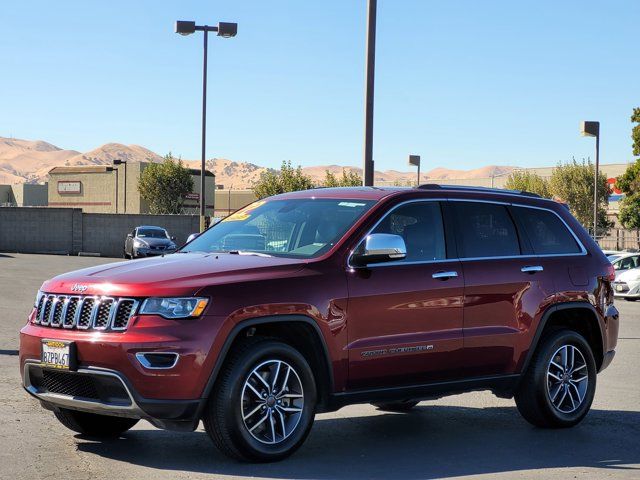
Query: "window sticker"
338 202 366 208
223 200 267 222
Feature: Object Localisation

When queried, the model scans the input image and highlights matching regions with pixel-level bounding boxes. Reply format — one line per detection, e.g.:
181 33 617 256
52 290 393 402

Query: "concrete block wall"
82 213 200 257
0 207 200 257
0 207 78 254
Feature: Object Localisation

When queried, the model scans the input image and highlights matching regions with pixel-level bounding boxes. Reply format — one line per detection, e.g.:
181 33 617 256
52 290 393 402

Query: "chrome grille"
33 294 139 332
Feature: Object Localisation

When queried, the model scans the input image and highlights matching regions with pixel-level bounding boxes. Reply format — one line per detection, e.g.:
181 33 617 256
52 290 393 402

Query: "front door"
346 200 465 390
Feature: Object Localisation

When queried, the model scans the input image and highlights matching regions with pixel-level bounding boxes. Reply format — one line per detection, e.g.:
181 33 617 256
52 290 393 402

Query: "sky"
1 0 638 172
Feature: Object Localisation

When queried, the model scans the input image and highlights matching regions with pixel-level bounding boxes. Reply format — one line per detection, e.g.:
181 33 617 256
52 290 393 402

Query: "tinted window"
137 228 169 239
514 207 581 255
452 202 520 258
371 202 446 262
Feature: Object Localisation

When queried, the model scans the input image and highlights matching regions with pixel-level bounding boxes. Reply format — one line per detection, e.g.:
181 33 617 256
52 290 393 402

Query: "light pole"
362 0 377 186
175 20 238 231
113 159 127 213
581 121 600 238
408 155 421 186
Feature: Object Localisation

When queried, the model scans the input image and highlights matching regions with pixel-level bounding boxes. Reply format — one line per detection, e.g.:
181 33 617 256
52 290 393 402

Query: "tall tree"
137 154 194 214
252 160 314 199
617 160 640 235
548 159 612 235
504 170 551 198
323 169 362 187
632 107 640 157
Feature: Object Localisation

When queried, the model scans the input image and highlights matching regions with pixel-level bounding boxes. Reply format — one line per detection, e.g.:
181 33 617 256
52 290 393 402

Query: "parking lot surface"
1 253 638 479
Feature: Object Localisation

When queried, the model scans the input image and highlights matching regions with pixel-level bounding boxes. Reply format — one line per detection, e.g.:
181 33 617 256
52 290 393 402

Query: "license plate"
41 340 75 370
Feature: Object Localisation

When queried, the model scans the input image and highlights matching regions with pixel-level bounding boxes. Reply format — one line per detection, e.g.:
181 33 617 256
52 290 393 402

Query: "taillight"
606 264 615 282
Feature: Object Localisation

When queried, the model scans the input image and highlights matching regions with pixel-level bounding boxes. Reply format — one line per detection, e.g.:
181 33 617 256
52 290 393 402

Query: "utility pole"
362 0 377 186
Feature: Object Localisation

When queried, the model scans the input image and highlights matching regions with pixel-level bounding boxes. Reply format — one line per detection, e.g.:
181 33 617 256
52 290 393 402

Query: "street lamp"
581 120 600 238
408 155 421 187
175 20 238 231
113 159 127 213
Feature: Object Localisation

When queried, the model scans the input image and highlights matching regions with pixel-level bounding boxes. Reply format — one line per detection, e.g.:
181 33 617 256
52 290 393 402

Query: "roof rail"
416 184 541 198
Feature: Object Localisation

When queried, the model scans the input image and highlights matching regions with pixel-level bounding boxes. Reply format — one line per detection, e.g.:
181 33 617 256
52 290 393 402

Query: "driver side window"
371 202 446 262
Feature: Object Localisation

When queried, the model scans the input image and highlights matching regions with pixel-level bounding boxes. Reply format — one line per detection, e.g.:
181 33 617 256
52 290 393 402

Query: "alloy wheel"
546 344 589 414
241 359 304 445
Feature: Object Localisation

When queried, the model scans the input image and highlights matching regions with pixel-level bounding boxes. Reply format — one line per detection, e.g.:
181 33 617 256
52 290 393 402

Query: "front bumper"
134 247 176 257
23 360 201 430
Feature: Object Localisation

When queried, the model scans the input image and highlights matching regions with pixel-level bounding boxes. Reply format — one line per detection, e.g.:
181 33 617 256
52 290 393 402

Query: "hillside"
0 136 516 188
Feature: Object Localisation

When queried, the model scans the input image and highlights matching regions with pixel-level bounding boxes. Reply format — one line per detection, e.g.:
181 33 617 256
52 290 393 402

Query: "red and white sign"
57 181 81 194
607 178 622 195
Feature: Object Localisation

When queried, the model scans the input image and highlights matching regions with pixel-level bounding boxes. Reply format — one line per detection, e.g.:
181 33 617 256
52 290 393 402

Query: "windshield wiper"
227 250 272 257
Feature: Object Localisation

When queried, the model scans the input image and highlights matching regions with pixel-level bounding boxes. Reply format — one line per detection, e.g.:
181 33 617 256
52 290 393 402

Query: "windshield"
138 228 169 239
182 198 375 258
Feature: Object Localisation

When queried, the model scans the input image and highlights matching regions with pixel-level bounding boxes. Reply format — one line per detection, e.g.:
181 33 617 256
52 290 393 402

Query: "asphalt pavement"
0 253 638 479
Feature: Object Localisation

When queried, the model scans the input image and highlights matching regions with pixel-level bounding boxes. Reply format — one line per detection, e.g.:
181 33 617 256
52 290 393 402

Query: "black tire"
515 329 596 428
373 400 419 412
203 337 317 462
123 250 129 259
53 408 139 437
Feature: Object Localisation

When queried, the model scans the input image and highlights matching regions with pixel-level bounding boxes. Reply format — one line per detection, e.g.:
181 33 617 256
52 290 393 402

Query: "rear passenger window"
513 207 581 255
372 202 446 262
452 202 520 258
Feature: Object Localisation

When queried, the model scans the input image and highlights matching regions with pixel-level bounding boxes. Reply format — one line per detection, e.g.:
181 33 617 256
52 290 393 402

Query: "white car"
609 252 640 280
612 266 640 301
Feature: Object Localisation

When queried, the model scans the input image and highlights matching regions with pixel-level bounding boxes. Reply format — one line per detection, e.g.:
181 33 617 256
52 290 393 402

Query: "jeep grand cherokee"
20 185 619 462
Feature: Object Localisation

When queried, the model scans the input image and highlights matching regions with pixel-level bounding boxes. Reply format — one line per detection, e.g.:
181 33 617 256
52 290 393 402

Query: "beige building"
47 162 256 216
0 183 48 206
48 163 216 214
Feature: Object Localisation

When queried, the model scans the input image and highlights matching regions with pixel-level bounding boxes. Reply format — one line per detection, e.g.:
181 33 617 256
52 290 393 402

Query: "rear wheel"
53 408 138 437
203 337 317 462
515 329 596 428
373 400 419 412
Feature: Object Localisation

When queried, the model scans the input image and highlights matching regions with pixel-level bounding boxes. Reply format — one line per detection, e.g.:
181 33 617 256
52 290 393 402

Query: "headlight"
134 239 148 248
168 243 176 249
139 297 209 319
34 290 44 308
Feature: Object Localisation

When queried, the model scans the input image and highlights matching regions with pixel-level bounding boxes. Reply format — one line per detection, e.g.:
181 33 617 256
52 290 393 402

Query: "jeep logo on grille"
70 283 88 293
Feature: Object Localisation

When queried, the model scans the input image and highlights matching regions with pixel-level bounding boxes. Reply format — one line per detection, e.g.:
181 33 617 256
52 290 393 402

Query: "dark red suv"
20 185 619 462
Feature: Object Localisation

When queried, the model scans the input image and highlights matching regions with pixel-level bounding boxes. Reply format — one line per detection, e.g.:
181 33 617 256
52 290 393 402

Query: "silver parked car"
124 226 177 259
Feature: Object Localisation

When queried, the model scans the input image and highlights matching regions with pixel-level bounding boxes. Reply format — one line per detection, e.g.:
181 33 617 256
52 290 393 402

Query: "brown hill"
0 136 516 188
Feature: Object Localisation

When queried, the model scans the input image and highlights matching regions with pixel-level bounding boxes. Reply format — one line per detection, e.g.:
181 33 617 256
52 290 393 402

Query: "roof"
272 185 558 206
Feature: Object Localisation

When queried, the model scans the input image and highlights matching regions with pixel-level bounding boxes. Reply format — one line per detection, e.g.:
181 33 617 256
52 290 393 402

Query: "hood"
136 237 173 247
41 253 306 297
616 267 640 283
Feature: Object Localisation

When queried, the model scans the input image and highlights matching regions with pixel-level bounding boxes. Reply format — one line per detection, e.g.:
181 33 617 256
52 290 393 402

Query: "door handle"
432 271 458 280
521 265 544 274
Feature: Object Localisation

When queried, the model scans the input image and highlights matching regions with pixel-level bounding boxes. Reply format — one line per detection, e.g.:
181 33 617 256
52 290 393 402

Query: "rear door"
449 200 556 377
346 200 465 389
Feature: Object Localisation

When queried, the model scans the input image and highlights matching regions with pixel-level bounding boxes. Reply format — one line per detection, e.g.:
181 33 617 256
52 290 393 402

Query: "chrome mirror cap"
350 233 407 267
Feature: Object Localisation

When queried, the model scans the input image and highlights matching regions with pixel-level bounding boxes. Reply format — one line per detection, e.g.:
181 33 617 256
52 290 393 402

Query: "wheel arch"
197 315 335 418
519 302 605 380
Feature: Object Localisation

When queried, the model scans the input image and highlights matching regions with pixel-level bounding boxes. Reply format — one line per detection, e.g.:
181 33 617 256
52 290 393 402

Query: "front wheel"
515 329 596 428
203 337 317 462
54 408 138 437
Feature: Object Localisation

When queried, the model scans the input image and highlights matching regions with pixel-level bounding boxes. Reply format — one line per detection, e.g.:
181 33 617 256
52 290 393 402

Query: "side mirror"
350 233 407 267
171 236 176 241
186 233 200 243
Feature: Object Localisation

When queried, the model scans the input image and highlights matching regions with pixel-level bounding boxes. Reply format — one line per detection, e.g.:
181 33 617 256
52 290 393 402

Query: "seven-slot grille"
34 294 138 331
